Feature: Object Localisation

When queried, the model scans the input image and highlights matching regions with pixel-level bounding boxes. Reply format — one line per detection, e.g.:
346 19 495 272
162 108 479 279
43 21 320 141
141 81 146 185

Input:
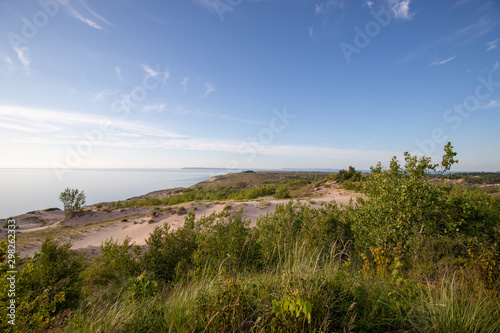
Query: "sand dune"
8 181 361 258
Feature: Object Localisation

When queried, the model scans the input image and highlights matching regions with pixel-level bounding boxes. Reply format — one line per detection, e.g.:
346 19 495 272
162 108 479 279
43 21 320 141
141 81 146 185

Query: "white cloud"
493 61 499 72
181 77 190 91
62 0 113 30
162 71 170 84
451 0 472 9
140 104 167 113
141 64 159 77
366 1 374 9
0 106 400 167
429 55 457 66
486 39 499 51
0 105 184 139
141 64 169 84
13 46 31 73
399 15 497 64
202 82 216 98
115 66 122 80
388 0 414 21
308 27 314 38
0 54 14 72
314 0 344 16
93 89 120 102
483 100 500 109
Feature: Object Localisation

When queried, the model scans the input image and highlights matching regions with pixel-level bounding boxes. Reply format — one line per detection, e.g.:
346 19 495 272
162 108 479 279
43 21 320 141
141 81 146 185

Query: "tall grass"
64 243 499 332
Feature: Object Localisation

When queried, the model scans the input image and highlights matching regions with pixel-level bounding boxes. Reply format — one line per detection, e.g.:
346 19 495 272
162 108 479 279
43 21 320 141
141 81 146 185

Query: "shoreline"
1 171 363 258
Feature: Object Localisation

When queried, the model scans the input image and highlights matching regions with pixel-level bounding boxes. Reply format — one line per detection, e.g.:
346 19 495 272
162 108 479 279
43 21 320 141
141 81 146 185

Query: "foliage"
59 188 86 215
9 143 500 331
142 211 198 282
256 201 350 266
274 185 290 199
83 237 141 286
193 210 261 274
334 166 363 183
1 238 85 331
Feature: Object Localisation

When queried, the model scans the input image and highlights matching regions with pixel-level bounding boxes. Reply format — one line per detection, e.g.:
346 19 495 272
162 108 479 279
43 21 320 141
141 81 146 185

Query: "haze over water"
0 168 225 218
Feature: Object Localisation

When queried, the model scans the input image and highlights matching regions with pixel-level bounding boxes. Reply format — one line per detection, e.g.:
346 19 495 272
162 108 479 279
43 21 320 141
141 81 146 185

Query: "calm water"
0 168 227 218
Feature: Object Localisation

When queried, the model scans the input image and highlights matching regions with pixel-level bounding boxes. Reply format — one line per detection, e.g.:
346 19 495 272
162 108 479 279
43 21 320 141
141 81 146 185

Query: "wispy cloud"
140 103 167 113
0 105 184 139
141 64 159 77
399 15 497 64
365 1 374 9
308 27 314 38
92 89 120 102
202 82 216 98
0 54 14 73
493 61 499 72
13 46 30 73
486 38 499 51
62 0 113 30
181 77 190 92
451 0 472 10
388 0 414 21
314 0 344 16
483 100 500 109
114 66 122 80
451 15 498 43
141 64 169 84
0 105 398 164
429 55 457 66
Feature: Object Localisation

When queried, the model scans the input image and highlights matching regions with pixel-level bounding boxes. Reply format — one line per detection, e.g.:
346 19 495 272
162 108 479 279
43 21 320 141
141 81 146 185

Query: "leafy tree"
59 188 86 215
439 141 459 176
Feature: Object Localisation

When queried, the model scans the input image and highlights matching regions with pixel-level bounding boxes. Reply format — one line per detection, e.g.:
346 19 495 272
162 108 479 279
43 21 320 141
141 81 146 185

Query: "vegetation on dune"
59 188 86 216
1 143 500 332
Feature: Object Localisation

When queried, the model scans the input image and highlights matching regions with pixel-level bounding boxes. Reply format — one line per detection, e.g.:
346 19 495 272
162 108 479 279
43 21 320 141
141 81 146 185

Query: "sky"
0 0 499 173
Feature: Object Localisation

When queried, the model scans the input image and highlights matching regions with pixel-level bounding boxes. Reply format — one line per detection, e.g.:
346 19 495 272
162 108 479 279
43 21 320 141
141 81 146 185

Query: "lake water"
0 168 227 219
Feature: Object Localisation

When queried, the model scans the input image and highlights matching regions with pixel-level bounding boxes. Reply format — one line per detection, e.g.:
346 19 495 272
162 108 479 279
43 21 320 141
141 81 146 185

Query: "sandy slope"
10 182 361 258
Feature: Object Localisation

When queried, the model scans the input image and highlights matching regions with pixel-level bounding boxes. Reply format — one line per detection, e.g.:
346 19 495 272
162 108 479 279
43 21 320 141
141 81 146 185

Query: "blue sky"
0 0 499 172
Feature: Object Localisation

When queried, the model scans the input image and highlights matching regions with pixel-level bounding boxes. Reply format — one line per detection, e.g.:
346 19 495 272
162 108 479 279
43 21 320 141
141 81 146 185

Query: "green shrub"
193 210 261 274
142 212 197 282
11 238 85 331
274 185 290 199
256 201 350 266
83 237 141 286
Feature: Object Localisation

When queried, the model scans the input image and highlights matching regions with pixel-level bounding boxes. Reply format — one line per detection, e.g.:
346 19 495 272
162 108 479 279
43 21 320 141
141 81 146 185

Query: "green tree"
439 141 459 176
59 188 86 215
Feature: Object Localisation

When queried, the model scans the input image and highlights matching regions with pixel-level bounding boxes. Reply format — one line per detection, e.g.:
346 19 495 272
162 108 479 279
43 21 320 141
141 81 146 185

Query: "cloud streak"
62 0 113 30
483 100 500 109
13 46 31 73
141 64 169 84
0 105 184 139
388 0 414 21
429 55 457 66
486 38 499 51
202 82 216 98
0 105 398 165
